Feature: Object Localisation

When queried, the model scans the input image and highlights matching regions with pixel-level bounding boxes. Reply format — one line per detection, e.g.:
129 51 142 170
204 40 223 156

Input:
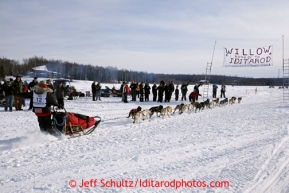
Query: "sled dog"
173 103 184 114
211 98 219 107
203 99 210 109
133 111 143 123
149 105 163 117
238 97 242 103
140 109 152 121
219 98 228 106
127 106 142 119
160 106 173 118
194 102 203 113
181 103 194 114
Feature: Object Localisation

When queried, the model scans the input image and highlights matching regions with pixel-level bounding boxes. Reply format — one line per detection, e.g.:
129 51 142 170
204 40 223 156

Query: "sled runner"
51 107 101 138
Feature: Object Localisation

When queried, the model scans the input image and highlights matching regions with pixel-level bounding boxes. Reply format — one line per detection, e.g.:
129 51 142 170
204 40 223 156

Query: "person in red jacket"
123 82 130 103
22 80 29 107
189 91 202 102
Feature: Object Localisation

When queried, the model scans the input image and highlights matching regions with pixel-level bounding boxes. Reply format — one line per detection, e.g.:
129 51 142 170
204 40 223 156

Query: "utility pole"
278 69 280 78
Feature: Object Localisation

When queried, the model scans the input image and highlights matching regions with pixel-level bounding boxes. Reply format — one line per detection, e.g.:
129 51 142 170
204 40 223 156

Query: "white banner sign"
223 45 273 67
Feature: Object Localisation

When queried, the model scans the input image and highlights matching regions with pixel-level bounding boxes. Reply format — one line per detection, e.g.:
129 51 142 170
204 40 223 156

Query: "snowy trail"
244 126 289 193
0 83 289 192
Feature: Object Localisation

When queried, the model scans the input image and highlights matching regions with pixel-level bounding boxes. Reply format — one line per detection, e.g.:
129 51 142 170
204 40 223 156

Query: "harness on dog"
139 111 146 117
130 109 138 113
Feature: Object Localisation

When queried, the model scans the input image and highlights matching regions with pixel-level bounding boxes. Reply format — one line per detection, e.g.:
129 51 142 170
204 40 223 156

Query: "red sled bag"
52 108 101 137
67 112 96 130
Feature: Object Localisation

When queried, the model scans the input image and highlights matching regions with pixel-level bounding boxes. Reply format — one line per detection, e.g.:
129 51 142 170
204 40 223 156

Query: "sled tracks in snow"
244 126 289 193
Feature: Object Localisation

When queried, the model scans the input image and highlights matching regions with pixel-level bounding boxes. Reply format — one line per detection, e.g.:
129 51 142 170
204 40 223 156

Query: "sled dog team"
127 96 242 123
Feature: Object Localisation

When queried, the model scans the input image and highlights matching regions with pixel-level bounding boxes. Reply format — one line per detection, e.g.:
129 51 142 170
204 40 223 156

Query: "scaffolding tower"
202 41 216 99
202 62 212 99
283 59 289 102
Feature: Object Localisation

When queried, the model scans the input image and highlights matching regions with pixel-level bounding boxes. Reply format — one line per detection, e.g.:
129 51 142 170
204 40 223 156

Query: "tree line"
0 56 283 86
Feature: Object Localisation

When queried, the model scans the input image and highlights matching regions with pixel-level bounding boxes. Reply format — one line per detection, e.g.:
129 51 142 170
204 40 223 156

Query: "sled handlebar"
53 106 67 114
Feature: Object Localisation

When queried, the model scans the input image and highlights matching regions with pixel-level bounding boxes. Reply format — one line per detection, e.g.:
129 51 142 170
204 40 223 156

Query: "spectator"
136 83 140 98
212 84 218 98
193 83 202 101
120 82 124 102
3 81 15 111
91 81 96 101
12 75 24 111
220 83 226 98
28 77 38 110
22 80 29 107
164 83 171 102
144 83 151 101
175 85 179 101
189 91 202 102
169 81 175 100
55 82 68 108
130 81 137 101
181 81 189 101
123 82 130 103
157 81 165 102
152 83 157 102
67 86 76 100
139 82 144 102
46 79 54 93
0 80 2 95
95 82 102 101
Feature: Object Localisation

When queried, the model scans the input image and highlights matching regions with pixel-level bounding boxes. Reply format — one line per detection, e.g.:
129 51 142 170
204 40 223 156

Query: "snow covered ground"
1 79 289 193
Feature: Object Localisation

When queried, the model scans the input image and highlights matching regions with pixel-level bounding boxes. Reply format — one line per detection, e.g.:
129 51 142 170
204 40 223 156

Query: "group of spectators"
118 81 227 104
212 83 226 98
1 78 226 108
116 80 198 103
91 81 102 101
0 75 28 111
0 76 69 112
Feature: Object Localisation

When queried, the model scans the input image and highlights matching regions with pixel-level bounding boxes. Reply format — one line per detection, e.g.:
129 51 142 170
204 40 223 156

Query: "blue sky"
1 0 289 78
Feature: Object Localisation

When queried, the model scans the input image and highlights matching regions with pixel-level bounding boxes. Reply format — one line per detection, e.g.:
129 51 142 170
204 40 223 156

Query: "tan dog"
229 97 234 105
160 106 173 118
140 109 152 121
211 98 219 107
229 97 236 105
181 103 194 114
191 101 201 110
133 111 143 123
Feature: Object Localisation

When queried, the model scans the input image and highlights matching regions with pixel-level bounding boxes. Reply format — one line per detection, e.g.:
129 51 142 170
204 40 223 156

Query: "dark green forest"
0 56 283 86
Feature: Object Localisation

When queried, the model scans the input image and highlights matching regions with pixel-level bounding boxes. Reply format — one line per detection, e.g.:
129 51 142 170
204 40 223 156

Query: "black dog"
203 99 210 109
127 106 142 119
149 105 163 117
195 102 204 113
220 98 228 106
